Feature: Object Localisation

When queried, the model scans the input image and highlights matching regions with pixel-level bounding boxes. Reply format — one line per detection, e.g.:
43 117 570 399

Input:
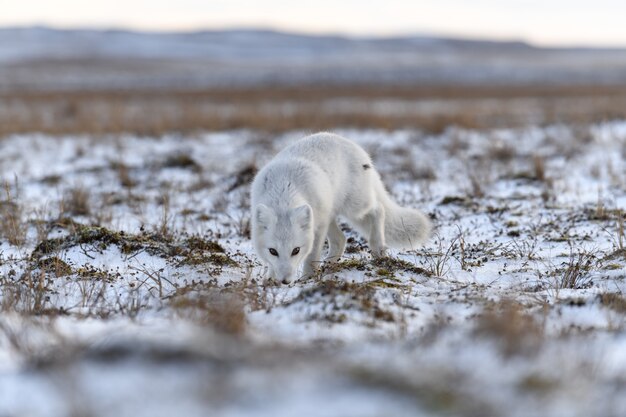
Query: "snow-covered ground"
1 123 626 416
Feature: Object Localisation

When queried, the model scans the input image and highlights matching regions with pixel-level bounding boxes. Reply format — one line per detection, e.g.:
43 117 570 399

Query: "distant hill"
2 26 626 91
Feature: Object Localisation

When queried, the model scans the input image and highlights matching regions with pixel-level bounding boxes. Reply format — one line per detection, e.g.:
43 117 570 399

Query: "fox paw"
371 247 388 259
302 264 320 280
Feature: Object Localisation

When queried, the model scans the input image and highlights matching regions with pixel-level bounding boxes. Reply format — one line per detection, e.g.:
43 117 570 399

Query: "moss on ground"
291 279 396 323
35 257 72 277
32 225 175 258
178 252 238 267
31 225 235 268
372 257 431 276
185 236 225 253
323 256 429 279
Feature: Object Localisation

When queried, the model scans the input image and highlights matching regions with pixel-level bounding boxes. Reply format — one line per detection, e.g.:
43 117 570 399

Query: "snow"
1 122 626 416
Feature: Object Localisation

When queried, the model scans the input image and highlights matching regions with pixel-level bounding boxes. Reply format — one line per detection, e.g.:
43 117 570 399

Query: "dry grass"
421 233 460 277
487 140 517 162
598 293 626 313
473 299 545 357
557 249 598 290
0 181 26 246
349 364 494 416
290 280 396 324
114 162 136 188
533 154 546 182
63 186 91 217
169 287 247 335
0 270 55 315
3 84 626 136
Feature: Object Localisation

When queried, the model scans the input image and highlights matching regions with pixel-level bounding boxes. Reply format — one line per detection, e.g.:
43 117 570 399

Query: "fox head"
252 203 313 284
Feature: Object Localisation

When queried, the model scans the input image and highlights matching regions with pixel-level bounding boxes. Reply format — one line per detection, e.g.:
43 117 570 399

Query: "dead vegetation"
290 280 397 324
557 250 597 290
3 84 626 136
598 292 626 313
537 246 599 291
169 287 246 335
32 225 175 258
349 364 495 417
473 299 545 357
63 186 91 216
420 233 460 277
161 154 202 173
0 181 26 246
321 256 430 279
31 225 236 271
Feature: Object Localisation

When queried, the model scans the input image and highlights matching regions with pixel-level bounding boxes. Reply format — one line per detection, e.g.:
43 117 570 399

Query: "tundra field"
1 88 626 417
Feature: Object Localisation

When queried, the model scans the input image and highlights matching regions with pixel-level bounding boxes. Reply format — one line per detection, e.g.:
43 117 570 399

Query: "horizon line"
2 23 626 50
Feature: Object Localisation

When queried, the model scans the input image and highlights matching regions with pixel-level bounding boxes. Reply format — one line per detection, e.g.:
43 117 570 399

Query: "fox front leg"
302 225 328 279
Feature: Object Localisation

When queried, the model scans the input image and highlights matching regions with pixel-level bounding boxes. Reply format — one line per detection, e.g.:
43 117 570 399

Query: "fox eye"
291 247 300 256
269 248 278 257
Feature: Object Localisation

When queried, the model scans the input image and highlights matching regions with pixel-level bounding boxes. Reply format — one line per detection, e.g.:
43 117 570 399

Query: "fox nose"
278 273 292 284
277 270 293 285
276 267 293 284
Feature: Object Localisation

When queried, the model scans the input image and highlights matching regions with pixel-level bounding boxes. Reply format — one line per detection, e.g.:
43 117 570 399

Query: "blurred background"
2 0 626 136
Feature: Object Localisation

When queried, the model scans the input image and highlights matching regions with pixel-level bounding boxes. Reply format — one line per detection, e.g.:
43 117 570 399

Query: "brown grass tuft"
169 288 246 335
598 293 626 313
63 186 91 216
473 300 544 357
488 140 516 161
533 154 546 182
558 249 597 290
0 181 26 246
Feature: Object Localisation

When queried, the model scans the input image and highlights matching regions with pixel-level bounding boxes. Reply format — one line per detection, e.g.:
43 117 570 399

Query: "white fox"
251 132 431 284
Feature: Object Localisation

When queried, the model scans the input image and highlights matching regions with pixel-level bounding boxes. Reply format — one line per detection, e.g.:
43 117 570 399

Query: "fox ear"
292 204 312 230
255 204 276 229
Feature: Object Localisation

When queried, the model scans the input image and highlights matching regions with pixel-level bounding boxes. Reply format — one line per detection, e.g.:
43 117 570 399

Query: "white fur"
251 132 431 284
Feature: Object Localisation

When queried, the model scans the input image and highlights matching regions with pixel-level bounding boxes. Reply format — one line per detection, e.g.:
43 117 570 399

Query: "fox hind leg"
364 203 387 258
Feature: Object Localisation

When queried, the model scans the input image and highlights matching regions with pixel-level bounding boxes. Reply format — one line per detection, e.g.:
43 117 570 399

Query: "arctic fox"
251 132 431 284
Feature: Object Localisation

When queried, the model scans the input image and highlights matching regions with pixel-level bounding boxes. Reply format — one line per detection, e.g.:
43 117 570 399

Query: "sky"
1 0 625 47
